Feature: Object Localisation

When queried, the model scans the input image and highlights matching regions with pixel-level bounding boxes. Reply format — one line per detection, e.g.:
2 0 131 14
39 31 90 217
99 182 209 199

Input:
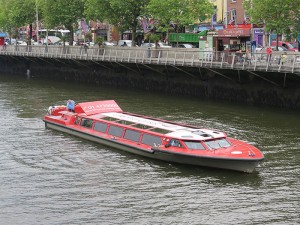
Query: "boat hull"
45 121 262 173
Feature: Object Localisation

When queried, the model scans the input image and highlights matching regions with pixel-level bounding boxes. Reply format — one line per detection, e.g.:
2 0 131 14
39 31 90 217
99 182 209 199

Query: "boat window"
132 124 153 130
115 120 135 125
94 122 108 133
167 139 183 148
74 117 81 125
141 134 162 146
101 116 119 122
81 118 93 128
205 138 231 150
108 125 124 137
183 141 206 150
150 128 171 134
124 129 141 142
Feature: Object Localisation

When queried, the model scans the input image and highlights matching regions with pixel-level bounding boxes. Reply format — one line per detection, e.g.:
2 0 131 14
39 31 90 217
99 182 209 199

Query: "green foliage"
147 33 160 43
146 0 214 31
0 0 36 35
85 32 93 42
95 36 104 47
85 0 150 46
40 0 84 44
244 0 300 38
41 0 84 29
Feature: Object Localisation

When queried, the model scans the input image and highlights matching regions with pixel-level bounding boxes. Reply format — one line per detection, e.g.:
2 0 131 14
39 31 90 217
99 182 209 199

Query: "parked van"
117 40 133 47
271 41 298 52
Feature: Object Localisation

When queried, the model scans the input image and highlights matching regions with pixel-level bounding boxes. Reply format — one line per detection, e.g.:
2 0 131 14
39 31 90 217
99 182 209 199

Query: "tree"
144 33 160 48
40 0 84 45
95 36 104 47
0 0 36 44
85 0 150 46
146 0 214 46
244 0 300 47
0 0 12 35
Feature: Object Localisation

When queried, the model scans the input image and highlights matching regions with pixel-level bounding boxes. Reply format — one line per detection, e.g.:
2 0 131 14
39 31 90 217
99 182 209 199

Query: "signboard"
78 100 123 115
218 29 251 37
226 24 251 29
254 29 264 34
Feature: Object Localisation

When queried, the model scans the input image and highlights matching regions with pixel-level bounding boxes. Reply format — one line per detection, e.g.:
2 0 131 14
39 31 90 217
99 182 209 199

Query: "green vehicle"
168 31 207 47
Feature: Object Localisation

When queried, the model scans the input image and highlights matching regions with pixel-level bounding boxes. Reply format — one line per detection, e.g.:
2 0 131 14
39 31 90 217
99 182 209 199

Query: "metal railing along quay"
1 45 300 74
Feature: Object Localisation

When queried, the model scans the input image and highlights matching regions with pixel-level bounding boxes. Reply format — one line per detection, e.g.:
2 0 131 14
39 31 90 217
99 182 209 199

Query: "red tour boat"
43 100 264 173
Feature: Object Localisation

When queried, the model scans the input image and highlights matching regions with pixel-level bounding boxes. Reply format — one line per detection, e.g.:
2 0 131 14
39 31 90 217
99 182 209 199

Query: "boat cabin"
59 110 232 152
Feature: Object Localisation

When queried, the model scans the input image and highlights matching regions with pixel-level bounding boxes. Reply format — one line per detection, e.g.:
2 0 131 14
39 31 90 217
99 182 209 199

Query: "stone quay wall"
1 55 300 109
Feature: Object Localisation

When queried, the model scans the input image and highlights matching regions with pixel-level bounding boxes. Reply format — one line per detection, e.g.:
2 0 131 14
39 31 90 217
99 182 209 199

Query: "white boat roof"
91 112 226 141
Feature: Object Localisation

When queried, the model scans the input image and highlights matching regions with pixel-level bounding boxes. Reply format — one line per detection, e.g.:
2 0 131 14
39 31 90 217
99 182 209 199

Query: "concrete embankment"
1 55 300 109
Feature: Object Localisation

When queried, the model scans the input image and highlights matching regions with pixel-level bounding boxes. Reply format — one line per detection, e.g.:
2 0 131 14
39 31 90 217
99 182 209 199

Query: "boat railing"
1 45 300 73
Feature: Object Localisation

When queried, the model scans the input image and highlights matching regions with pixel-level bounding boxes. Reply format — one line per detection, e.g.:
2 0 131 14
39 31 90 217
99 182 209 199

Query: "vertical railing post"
192 53 194 66
142 49 145 63
254 52 257 71
157 50 161 64
278 53 282 72
210 50 213 68
220 52 224 68
174 52 176 65
292 55 296 74
266 54 270 71
165 51 169 65
102 48 106 61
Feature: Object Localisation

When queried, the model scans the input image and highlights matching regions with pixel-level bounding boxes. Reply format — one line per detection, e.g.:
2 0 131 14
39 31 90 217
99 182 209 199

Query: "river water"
0 75 299 225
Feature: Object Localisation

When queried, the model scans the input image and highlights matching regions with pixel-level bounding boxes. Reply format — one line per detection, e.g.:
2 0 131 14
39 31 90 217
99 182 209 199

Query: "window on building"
231 9 236 23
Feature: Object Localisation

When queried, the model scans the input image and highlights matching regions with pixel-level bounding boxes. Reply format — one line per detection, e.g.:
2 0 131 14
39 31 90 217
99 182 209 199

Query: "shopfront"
216 28 251 52
253 28 264 47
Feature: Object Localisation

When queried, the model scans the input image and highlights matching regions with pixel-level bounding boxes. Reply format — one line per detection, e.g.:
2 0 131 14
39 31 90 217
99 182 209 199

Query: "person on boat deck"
66 99 75 112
